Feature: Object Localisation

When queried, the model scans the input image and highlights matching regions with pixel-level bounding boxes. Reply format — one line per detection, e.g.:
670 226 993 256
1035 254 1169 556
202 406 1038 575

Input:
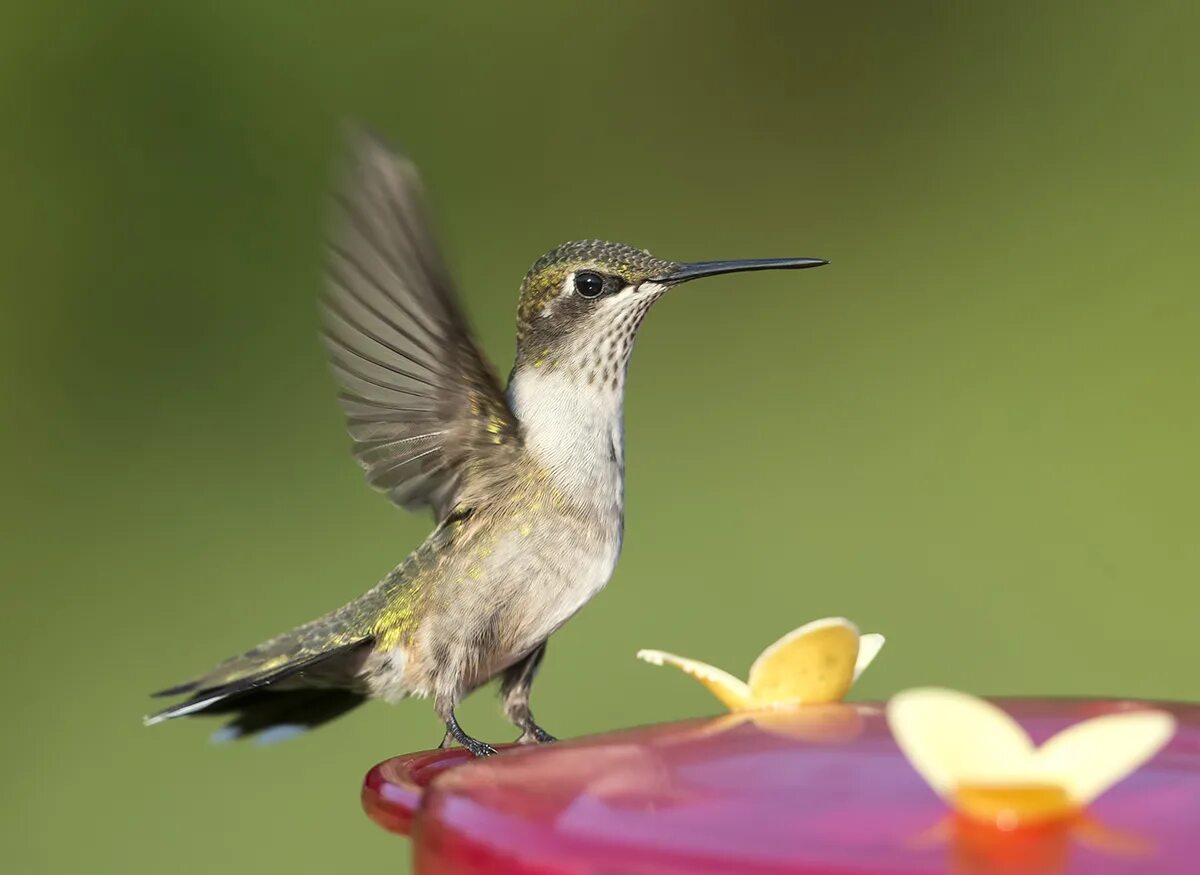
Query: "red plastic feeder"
363 699 1200 874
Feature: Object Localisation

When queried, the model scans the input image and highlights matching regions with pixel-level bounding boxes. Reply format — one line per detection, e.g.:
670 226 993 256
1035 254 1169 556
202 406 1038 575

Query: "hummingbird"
144 131 827 756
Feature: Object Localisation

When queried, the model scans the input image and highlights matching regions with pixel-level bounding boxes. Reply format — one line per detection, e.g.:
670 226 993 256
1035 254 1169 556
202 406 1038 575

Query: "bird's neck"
507 362 628 512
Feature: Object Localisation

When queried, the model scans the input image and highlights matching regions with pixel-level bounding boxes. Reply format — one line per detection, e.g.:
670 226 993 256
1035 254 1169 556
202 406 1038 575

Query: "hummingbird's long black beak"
651 257 828 286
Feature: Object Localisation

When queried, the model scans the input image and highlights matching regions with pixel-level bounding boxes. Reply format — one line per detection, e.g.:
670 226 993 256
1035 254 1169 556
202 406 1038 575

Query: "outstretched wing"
324 130 520 520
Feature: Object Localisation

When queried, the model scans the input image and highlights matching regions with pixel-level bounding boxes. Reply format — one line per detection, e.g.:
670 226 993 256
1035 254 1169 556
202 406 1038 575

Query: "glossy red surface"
362 699 1200 874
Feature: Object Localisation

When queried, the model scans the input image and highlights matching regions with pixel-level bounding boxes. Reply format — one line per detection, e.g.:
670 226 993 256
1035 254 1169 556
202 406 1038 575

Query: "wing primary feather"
327 240 444 354
321 323 441 390
335 183 441 302
327 356 439 404
330 372 435 412
326 267 442 363
358 166 455 301
337 396 440 419
331 360 434 400
343 404 447 424
379 190 453 309
323 283 444 376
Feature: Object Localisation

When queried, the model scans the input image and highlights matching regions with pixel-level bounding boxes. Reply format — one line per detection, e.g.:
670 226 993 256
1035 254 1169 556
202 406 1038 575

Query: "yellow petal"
1035 710 1175 805
854 633 886 681
887 688 1038 799
636 649 753 711
746 617 861 705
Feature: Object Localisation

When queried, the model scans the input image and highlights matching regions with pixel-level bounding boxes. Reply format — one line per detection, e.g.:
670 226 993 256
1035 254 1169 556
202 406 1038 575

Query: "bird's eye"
574 271 605 299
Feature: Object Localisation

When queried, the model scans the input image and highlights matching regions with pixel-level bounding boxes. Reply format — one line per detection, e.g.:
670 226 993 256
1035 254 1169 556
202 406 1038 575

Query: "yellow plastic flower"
888 688 1176 829
637 617 885 710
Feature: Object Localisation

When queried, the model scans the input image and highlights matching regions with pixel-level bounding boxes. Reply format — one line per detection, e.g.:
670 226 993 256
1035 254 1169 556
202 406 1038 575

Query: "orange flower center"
952 782 1077 830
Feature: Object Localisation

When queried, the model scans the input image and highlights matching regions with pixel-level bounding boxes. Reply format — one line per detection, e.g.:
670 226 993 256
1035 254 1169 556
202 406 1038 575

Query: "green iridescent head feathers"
516 240 675 337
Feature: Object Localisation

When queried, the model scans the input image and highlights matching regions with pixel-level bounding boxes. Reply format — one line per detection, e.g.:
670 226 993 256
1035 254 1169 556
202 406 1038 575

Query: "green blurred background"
3 1 1198 872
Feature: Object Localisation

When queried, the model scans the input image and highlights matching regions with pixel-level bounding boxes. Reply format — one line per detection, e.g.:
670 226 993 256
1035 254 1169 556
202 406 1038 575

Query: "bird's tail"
145 637 374 744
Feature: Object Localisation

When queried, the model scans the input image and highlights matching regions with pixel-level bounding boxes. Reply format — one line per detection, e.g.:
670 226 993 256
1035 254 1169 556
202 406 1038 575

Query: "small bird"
145 131 827 756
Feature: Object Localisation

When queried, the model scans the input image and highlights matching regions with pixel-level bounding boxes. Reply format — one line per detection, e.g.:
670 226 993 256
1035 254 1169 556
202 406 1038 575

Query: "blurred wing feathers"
325 131 519 519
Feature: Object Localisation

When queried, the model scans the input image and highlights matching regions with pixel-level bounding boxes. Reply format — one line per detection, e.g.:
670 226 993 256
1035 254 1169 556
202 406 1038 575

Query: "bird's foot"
437 731 497 757
516 722 558 744
441 709 498 757
461 736 498 757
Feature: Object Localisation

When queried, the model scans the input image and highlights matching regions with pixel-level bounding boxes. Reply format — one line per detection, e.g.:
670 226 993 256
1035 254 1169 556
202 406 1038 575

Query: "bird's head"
513 239 826 384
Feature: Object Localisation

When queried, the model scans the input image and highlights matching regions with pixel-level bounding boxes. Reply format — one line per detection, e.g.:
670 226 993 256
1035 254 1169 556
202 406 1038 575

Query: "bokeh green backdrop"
3 2 1198 872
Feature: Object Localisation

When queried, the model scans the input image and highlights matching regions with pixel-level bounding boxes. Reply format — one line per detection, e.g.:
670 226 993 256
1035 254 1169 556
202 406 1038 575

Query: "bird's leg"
500 641 557 744
437 700 496 758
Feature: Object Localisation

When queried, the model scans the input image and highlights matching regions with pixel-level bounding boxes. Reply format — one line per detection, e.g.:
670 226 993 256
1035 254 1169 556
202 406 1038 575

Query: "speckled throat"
508 280 668 515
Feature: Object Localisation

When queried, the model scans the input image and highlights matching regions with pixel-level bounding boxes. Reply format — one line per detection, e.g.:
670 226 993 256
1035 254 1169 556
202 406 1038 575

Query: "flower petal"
636 649 753 711
1035 710 1175 805
887 688 1038 799
746 617 861 705
853 633 886 682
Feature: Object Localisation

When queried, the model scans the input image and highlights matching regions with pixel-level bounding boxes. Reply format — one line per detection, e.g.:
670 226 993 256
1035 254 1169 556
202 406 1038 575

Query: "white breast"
502 284 668 649
505 366 627 647
507 368 626 518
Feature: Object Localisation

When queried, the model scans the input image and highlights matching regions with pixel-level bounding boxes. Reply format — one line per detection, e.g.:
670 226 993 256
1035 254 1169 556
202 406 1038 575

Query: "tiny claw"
467 739 497 758
517 724 558 745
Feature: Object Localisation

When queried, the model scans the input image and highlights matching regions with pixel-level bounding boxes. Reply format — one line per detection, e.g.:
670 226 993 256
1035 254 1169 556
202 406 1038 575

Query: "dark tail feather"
207 688 367 744
151 680 199 698
145 639 372 743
